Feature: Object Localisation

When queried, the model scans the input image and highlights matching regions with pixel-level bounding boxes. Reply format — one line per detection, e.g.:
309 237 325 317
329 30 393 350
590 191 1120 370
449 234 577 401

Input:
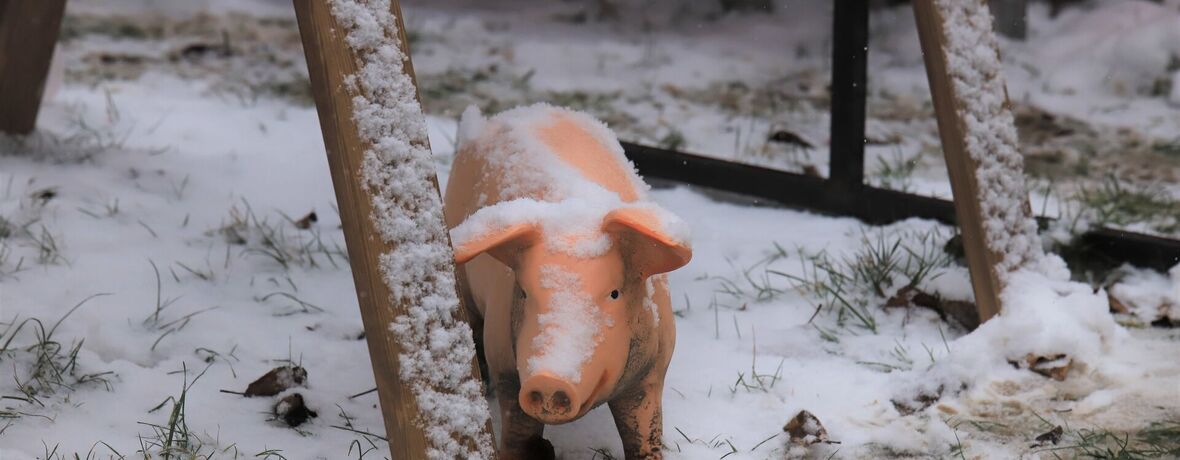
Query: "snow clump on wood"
937 0 1043 277
932 0 1126 382
327 0 493 458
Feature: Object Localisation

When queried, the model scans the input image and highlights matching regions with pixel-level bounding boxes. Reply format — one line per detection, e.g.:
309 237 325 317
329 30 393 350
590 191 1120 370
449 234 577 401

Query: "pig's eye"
521 290 527 299
610 290 620 300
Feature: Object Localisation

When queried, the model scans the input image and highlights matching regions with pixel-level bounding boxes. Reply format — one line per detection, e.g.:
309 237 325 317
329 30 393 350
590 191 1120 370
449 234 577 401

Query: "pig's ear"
453 222 540 266
603 206 692 277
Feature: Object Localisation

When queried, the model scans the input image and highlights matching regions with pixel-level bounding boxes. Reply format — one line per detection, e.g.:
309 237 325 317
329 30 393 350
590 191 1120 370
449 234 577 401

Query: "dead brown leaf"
783 410 831 446
244 365 307 397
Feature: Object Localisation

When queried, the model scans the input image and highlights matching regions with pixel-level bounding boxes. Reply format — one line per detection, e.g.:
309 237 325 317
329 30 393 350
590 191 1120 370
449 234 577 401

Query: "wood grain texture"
0 0 67 134
292 0 490 457
912 0 1010 323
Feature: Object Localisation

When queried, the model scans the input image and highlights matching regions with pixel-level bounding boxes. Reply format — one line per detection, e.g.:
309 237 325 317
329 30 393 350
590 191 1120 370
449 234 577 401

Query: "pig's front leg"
497 373 555 460
608 375 665 460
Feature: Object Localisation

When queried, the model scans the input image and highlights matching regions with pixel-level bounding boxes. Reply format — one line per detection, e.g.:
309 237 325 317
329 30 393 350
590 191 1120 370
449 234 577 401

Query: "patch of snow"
1027 1 1180 98
1172 264 1180 305
528 265 614 383
327 0 493 458
944 260 1125 381
644 274 664 325
1110 264 1180 323
458 103 649 204
1172 70 1180 106
457 105 486 146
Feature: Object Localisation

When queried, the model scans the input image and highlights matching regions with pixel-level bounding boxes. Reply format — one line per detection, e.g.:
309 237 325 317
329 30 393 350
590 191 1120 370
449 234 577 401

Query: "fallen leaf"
768 130 813 148
274 393 317 427
1107 292 1129 314
783 410 831 446
294 211 318 230
891 385 943 416
1033 425 1064 446
1022 354 1072 381
244 365 308 397
885 286 980 331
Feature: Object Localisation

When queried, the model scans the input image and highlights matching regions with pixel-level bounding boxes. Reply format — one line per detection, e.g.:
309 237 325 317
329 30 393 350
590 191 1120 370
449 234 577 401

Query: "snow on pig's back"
450 104 648 210
445 104 687 258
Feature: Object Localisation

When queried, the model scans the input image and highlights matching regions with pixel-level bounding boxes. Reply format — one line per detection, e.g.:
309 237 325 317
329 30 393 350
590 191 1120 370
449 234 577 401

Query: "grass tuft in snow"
705 228 953 334
137 363 213 459
1036 421 1180 459
142 259 218 351
213 200 348 271
776 228 953 333
1075 174 1179 234
0 293 113 410
0 93 134 164
333 404 388 459
870 148 920 193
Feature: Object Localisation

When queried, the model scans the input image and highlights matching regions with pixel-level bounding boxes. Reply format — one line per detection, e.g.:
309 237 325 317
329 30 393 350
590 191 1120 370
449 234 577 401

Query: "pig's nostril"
519 374 582 421
549 391 571 413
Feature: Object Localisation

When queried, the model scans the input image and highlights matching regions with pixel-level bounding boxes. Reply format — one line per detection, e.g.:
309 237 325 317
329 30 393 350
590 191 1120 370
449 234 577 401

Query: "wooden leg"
0 0 67 134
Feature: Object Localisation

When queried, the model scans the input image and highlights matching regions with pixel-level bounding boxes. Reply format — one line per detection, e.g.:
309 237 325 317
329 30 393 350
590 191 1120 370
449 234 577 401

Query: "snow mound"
1032 1 1180 97
1109 264 1180 323
946 257 1126 382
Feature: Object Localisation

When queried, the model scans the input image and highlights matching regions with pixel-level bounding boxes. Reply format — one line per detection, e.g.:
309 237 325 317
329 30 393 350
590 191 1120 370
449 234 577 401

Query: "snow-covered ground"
2 1 1180 459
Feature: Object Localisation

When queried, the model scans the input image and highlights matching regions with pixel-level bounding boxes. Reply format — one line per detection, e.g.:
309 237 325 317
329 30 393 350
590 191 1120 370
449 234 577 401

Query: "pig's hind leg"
608 374 665 460
496 373 555 460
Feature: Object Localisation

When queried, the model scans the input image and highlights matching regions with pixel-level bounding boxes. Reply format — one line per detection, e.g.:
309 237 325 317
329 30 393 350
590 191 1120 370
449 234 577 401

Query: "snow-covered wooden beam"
913 0 1043 323
293 0 495 458
0 0 66 134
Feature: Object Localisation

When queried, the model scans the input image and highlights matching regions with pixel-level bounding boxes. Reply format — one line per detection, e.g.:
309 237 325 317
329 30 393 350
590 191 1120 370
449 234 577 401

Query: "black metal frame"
621 1 1180 273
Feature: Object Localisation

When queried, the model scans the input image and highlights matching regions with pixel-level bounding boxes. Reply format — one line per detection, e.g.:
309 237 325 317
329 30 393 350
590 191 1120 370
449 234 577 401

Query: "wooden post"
293 0 492 457
913 0 1040 323
0 0 67 134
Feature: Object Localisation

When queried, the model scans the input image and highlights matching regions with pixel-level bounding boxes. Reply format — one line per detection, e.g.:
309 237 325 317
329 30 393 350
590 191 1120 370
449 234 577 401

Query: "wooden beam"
293 1 491 457
0 0 67 134
828 0 869 190
912 0 1038 323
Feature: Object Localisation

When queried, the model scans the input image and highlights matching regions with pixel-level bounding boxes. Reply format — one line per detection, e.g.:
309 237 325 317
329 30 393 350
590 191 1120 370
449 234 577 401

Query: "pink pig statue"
444 104 692 460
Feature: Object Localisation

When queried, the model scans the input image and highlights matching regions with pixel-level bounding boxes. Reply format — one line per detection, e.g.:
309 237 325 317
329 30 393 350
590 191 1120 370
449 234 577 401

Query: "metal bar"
827 0 870 189
990 0 1028 40
622 142 1180 272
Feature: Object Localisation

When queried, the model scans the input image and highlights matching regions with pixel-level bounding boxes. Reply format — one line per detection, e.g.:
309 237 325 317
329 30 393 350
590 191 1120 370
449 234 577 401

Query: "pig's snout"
519 373 582 423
